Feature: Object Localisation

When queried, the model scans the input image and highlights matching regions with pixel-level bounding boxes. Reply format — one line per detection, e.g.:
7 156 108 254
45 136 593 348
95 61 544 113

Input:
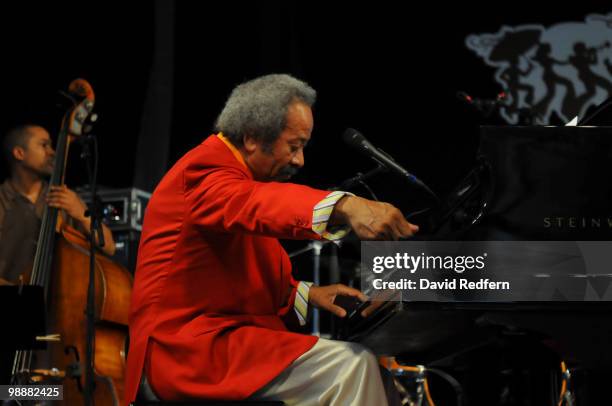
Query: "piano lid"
420 126 612 240
475 126 612 240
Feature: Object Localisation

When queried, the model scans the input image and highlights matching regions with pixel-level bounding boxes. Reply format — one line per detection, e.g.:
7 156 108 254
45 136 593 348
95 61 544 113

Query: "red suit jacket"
124 135 329 404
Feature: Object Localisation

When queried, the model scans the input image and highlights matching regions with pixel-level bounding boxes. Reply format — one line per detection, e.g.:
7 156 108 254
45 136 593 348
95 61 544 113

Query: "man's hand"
46 185 87 222
308 284 368 318
331 195 419 240
359 300 387 318
46 185 116 256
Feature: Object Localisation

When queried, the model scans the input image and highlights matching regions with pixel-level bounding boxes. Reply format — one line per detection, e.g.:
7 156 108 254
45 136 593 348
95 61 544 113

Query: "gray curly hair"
215 74 316 150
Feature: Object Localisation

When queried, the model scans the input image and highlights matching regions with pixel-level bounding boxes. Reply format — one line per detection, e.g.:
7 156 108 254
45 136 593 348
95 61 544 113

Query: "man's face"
245 101 313 182
15 127 55 177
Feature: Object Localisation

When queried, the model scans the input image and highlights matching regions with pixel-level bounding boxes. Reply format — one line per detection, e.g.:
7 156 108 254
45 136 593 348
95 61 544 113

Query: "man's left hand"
47 185 88 222
308 284 368 318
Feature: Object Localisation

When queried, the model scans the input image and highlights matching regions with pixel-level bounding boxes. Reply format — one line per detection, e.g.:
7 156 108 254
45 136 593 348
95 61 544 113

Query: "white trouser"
250 338 401 406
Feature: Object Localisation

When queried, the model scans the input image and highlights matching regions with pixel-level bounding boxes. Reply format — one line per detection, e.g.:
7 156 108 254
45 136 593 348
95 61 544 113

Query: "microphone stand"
288 241 326 336
311 242 322 336
328 242 341 338
79 128 104 406
334 165 387 195
337 163 439 205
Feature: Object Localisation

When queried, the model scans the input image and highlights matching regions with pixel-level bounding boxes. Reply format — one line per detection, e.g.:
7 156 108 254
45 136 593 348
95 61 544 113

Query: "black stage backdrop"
1 1 609 204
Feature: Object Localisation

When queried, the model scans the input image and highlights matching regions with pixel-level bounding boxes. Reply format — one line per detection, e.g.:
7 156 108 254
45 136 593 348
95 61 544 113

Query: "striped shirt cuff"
311 191 353 241
294 281 313 326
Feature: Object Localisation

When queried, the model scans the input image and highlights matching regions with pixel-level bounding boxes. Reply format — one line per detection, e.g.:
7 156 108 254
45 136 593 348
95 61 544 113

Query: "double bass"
11 79 132 405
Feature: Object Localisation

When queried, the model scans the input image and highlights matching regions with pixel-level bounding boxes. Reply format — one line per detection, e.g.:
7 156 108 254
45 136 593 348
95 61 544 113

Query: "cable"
380 357 442 406
426 368 464 406
357 178 378 201
557 361 571 406
423 377 435 406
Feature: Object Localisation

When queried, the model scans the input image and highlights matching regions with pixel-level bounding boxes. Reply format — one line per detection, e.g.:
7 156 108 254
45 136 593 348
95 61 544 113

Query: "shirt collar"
217 133 248 170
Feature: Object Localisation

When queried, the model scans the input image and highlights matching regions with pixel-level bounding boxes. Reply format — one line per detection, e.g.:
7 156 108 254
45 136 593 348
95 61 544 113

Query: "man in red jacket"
125 74 418 406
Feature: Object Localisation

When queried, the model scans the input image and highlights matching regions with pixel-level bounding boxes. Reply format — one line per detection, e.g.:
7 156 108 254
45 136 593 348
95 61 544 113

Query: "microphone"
343 128 414 179
456 91 475 104
456 90 506 117
342 128 438 201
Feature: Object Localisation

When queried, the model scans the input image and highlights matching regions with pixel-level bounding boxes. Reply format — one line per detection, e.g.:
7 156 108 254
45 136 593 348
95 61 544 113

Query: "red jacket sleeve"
184 165 330 240
277 276 301 330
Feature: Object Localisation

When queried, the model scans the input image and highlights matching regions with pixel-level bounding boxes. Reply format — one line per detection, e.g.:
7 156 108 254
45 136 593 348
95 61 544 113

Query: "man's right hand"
309 284 368 318
331 195 418 240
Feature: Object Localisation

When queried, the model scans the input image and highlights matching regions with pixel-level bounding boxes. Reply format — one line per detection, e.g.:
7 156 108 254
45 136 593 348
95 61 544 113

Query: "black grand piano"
340 125 612 405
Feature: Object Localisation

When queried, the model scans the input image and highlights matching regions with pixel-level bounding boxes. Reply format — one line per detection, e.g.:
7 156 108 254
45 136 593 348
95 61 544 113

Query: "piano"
339 125 612 405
